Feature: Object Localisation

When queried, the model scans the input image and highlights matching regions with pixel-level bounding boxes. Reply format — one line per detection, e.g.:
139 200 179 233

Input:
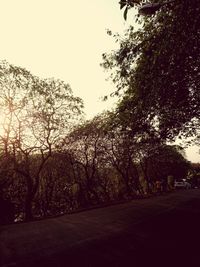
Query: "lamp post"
138 0 176 16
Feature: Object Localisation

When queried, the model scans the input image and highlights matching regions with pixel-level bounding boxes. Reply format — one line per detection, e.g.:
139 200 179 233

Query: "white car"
175 180 191 189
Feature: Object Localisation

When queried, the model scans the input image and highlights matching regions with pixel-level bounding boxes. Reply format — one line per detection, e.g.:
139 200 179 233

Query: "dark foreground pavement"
1 190 200 267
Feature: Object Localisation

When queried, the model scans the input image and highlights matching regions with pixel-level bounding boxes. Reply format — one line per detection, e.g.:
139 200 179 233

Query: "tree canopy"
103 0 200 142
0 61 83 220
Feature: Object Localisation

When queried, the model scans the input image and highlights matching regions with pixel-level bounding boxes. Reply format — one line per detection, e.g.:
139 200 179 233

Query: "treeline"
1 1 200 223
0 109 190 223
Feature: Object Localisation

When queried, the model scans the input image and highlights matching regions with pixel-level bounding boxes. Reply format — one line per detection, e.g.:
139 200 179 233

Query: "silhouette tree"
0 61 83 220
104 0 200 142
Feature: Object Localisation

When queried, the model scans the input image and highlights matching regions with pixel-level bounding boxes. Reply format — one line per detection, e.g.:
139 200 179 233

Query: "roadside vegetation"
0 0 200 223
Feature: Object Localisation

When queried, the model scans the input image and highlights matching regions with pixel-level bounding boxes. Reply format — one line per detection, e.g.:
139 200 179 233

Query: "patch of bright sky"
0 0 133 118
0 0 199 162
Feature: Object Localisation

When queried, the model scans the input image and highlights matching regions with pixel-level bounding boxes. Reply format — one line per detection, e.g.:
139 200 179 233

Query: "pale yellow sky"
0 0 129 118
186 146 200 163
0 0 199 162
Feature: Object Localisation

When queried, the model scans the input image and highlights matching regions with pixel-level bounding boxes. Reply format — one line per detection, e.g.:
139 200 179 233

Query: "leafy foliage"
144 145 190 181
119 0 141 20
105 0 200 141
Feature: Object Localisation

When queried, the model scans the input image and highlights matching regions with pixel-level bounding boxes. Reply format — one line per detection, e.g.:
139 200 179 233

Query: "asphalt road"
1 190 200 267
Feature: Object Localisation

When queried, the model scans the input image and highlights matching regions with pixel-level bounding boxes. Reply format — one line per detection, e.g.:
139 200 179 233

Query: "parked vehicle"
175 180 191 189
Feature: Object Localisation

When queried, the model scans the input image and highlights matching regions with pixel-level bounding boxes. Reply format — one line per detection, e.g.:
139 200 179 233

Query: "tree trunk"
25 193 33 221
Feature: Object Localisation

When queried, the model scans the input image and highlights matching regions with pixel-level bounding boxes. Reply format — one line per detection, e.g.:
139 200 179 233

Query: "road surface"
1 190 200 266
